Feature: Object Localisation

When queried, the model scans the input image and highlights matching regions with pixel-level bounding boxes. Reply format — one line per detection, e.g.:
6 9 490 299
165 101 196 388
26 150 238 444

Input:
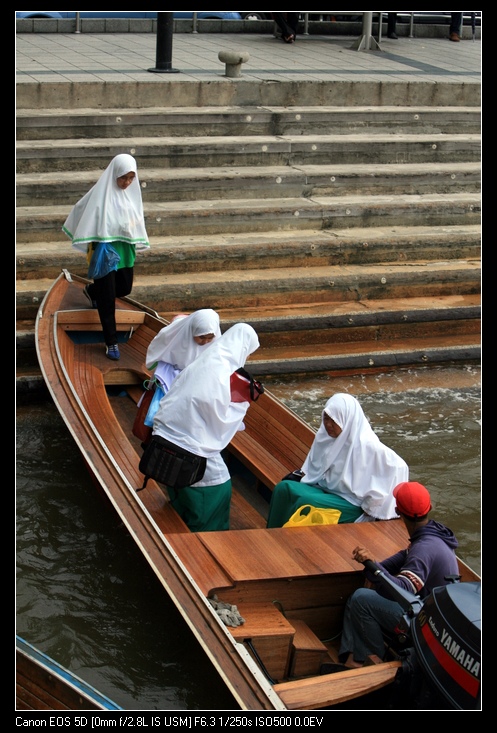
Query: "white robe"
301 393 409 520
62 153 149 252
145 309 222 372
153 323 260 470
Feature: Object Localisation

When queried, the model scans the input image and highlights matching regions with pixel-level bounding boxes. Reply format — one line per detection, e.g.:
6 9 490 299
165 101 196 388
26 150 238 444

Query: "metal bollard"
218 50 250 78
148 12 180 74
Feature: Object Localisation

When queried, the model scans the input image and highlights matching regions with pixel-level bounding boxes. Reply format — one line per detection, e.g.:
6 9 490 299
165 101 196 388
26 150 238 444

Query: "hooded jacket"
367 519 459 598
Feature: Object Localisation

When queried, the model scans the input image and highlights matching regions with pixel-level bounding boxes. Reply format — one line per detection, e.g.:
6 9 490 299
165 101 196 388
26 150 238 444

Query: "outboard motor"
410 581 481 709
363 561 481 710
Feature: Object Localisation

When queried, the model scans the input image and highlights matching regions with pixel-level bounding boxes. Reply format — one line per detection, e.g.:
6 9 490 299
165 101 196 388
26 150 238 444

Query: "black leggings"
87 267 133 346
272 13 299 40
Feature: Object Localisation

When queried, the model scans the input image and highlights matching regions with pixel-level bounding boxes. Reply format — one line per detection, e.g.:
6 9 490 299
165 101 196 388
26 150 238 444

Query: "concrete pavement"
16 28 481 89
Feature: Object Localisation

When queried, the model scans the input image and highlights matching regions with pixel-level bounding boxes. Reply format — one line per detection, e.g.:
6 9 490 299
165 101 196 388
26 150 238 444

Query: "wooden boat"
34 270 480 711
16 635 122 710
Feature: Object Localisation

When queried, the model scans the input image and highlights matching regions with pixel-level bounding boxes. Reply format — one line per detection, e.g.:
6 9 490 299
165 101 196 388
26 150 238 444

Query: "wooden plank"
273 661 402 709
57 309 146 326
230 488 267 530
230 602 295 682
166 533 234 596
229 390 315 490
198 522 409 583
289 620 330 678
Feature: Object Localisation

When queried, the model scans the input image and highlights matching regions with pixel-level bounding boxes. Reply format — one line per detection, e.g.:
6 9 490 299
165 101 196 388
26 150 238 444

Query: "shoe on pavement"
83 284 97 308
105 344 120 360
387 32 398 39
449 33 461 42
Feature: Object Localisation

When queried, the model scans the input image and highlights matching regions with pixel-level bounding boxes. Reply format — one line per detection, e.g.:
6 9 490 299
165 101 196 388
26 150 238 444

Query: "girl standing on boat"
142 309 222 427
152 323 260 532
62 153 150 361
267 393 409 527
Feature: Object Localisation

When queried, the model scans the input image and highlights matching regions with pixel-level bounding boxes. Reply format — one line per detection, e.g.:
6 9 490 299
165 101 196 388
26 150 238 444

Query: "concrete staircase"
16 98 481 388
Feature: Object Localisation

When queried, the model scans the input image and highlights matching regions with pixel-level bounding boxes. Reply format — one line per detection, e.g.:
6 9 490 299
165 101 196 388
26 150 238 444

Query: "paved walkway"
16 30 481 87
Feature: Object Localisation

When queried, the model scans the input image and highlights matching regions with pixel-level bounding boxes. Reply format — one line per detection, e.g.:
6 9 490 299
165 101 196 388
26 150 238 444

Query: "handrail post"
409 12 414 38
148 12 180 74
192 11 198 33
74 11 81 34
350 11 382 51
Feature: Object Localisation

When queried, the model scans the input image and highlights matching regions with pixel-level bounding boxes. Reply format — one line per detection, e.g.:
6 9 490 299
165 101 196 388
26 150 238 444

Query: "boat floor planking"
34 271 480 711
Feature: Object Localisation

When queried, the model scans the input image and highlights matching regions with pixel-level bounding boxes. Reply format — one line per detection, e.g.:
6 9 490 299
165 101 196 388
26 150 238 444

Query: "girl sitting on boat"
266 393 409 527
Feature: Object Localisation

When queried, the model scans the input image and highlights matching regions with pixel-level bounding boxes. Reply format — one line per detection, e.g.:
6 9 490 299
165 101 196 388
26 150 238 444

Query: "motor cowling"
411 581 481 710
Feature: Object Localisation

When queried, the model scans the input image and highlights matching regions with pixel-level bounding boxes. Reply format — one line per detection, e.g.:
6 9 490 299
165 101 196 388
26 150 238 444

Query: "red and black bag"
230 368 264 403
132 383 155 443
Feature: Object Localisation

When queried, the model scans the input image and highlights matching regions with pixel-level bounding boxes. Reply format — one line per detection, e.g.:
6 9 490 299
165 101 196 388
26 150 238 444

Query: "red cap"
393 481 432 519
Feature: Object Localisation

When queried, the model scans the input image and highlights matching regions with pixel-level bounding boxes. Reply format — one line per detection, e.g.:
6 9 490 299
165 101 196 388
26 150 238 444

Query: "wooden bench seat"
229 392 315 491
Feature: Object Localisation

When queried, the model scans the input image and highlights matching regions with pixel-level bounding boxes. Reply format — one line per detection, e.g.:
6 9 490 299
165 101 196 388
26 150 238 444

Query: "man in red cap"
325 481 460 672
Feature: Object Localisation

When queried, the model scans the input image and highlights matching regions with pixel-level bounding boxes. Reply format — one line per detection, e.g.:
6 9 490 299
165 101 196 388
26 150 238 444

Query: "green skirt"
169 479 232 532
266 480 363 528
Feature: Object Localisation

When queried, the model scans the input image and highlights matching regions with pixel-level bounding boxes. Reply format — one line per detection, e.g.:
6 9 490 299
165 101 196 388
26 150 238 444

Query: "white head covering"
62 153 149 253
301 393 409 520
146 309 222 370
153 323 260 457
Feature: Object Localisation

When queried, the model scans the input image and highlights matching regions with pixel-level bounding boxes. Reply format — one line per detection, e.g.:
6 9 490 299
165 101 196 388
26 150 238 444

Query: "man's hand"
351 545 375 564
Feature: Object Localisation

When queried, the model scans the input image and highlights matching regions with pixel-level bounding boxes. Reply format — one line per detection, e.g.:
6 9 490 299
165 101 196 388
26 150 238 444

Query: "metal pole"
350 11 382 51
74 11 81 34
409 12 414 38
192 11 198 34
148 12 180 74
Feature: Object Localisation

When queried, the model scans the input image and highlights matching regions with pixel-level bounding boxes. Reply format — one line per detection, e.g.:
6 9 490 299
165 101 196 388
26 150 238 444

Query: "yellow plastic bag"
283 504 341 527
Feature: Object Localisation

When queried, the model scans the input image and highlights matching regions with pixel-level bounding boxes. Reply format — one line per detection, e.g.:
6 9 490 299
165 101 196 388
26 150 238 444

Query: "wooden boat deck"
168 521 409 595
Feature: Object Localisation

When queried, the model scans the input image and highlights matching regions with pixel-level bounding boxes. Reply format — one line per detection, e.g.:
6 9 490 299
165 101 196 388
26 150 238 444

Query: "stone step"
16 161 481 206
16 79 481 113
247 334 481 375
15 132 481 173
15 294 481 391
15 260 481 322
15 192 481 244
16 105 481 140
15 90 481 382
16 225 481 281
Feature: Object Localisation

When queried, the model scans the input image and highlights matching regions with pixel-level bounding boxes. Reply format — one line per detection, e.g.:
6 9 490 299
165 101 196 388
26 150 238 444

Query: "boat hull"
34 271 480 710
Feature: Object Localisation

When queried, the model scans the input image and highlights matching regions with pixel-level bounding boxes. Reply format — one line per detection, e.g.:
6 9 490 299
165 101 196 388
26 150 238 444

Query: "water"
16 364 481 710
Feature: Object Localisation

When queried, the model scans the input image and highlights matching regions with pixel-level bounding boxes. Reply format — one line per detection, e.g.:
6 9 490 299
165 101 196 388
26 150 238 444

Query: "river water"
16 364 481 711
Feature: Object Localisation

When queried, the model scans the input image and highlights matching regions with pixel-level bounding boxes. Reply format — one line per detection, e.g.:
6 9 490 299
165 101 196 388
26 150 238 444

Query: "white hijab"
153 323 260 457
146 309 222 370
62 153 149 253
301 393 409 520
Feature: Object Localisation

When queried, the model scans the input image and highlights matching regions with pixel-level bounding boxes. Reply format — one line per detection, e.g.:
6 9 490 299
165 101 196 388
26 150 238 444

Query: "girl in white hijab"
152 323 260 532
267 393 409 527
142 309 222 429
62 153 149 361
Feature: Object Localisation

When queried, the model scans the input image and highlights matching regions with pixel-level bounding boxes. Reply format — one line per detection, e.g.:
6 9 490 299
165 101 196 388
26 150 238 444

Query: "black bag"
137 435 206 492
281 469 304 483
